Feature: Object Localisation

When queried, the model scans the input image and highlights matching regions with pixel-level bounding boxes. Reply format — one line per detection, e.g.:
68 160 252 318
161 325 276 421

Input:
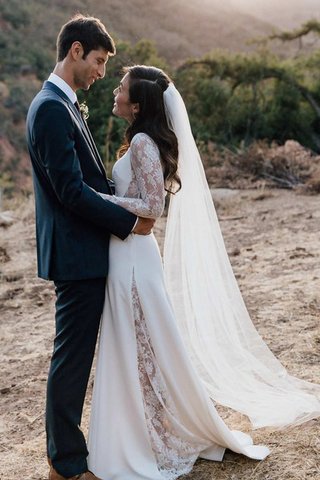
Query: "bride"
88 65 320 479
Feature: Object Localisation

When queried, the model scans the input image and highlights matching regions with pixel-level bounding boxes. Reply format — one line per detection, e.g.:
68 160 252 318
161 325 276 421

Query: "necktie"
74 100 87 125
74 100 81 113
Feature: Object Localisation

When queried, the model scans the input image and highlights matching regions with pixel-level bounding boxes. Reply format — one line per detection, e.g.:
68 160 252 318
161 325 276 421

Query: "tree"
269 19 320 45
177 48 320 151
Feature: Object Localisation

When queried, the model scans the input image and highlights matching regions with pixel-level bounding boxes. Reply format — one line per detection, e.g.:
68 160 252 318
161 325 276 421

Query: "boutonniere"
79 102 89 120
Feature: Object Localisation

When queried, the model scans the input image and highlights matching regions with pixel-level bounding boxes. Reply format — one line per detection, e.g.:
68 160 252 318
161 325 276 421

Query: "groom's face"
73 45 109 91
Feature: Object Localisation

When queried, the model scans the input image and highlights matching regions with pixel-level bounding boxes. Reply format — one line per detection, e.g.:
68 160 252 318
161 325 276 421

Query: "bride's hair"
118 65 181 193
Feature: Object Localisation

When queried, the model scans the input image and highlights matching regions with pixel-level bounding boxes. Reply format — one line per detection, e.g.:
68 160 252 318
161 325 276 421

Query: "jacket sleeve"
33 100 136 239
100 133 165 219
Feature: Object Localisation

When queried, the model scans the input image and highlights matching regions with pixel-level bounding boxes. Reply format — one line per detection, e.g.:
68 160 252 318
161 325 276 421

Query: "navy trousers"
46 278 106 477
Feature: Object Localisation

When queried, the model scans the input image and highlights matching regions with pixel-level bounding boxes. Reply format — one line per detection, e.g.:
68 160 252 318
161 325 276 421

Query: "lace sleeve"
102 133 165 218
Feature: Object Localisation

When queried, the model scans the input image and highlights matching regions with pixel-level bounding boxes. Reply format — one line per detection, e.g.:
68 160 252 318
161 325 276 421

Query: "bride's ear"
132 103 140 117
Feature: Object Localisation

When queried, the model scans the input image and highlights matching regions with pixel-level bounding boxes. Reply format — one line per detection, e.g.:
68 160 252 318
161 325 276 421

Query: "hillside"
233 0 320 29
87 0 274 62
0 0 272 192
0 0 319 193
92 0 319 60
0 0 277 75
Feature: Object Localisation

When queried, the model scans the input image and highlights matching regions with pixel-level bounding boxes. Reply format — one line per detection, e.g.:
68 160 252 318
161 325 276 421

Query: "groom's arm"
34 99 136 240
105 178 155 234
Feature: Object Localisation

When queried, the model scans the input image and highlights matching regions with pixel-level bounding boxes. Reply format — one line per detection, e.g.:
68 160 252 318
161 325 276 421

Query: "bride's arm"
100 133 165 218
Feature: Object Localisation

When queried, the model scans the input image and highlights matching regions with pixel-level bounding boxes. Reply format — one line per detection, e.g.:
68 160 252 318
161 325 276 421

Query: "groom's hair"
56 14 116 61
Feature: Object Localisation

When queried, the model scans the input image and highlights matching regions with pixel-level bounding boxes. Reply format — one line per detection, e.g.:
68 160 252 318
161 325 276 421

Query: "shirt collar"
48 73 77 104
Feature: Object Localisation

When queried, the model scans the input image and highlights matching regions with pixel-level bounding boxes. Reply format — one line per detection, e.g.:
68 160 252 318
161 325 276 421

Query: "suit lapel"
69 101 108 180
43 81 108 180
78 113 108 178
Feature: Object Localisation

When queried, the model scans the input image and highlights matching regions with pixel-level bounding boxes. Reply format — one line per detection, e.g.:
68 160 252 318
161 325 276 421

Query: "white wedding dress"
87 133 269 480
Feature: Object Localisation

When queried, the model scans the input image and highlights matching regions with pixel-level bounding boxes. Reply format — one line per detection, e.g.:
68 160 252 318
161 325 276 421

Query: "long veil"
163 83 320 429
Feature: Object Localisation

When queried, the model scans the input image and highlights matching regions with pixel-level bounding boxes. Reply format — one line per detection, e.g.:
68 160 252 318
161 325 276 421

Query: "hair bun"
156 75 169 92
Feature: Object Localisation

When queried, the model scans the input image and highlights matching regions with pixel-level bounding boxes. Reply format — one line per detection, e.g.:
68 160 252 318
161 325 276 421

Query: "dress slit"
131 273 202 478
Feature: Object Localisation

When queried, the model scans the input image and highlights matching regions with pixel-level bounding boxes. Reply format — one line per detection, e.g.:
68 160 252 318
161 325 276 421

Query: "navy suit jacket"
26 81 136 281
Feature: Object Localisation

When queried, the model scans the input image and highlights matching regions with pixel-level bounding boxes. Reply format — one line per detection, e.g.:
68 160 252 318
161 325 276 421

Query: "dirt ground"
0 188 319 480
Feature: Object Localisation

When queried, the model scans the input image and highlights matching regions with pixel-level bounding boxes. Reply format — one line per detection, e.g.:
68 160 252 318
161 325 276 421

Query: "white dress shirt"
48 73 77 104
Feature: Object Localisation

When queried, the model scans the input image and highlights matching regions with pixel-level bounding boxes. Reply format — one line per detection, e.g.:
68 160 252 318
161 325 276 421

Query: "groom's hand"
133 217 155 235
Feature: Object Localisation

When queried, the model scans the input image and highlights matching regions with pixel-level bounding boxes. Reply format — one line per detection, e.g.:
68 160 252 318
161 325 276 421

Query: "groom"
26 14 154 480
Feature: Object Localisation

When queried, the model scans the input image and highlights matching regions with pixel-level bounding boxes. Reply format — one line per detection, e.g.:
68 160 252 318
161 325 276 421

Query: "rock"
0 211 14 227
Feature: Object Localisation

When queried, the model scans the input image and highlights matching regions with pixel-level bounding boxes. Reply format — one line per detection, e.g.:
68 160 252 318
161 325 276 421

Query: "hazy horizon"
188 0 320 29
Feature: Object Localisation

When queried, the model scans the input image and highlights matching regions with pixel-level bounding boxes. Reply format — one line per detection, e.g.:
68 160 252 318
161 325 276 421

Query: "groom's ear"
70 41 84 61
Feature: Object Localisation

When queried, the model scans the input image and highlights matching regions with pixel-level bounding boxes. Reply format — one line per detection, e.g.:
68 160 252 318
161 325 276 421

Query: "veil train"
163 83 320 429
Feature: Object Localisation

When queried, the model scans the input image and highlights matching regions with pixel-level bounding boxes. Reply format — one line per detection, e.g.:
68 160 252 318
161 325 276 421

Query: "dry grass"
203 140 320 193
0 189 320 480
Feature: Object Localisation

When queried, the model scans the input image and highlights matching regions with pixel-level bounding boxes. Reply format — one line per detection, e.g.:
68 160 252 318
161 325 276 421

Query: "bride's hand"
133 217 155 235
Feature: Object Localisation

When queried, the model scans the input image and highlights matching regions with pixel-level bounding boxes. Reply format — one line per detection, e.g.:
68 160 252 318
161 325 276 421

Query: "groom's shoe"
49 466 102 480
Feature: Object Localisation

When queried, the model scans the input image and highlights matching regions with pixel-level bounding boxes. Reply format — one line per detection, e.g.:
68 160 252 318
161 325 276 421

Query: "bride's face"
113 73 139 123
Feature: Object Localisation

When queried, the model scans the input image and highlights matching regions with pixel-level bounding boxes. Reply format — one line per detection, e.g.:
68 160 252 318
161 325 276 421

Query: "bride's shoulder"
130 132 158 151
